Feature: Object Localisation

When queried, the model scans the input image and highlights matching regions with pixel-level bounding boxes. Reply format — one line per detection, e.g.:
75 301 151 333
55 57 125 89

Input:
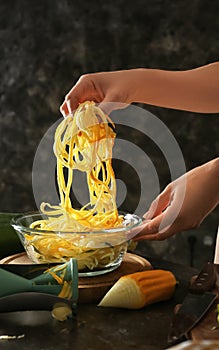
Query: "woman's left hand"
134 158 219 241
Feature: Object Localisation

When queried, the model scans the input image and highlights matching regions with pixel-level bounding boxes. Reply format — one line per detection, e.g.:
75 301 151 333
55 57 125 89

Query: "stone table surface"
0 254 197 350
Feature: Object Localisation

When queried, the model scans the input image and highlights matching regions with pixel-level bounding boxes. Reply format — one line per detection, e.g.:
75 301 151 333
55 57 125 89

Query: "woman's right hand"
60 62 219 116
60 69 141 116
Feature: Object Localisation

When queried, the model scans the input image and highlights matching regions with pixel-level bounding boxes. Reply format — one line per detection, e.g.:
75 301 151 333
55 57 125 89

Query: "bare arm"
133 62 219 113
61 62 219 115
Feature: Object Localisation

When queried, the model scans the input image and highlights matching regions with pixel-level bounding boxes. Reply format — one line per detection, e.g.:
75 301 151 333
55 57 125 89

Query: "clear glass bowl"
11 212 142 277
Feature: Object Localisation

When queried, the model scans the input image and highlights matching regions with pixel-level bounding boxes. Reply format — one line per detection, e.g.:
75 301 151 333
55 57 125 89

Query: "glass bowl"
11 212 142 277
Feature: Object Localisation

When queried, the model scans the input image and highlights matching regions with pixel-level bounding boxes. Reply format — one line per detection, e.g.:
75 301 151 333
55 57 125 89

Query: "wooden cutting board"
0 252 152 304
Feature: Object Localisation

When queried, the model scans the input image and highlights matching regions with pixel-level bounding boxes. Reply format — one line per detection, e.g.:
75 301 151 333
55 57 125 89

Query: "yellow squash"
98 269 177 309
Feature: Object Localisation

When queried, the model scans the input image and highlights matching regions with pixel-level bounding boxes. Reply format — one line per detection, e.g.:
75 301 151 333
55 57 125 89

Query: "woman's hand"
60 69 142 116
60 62 219 116
134 158 219 241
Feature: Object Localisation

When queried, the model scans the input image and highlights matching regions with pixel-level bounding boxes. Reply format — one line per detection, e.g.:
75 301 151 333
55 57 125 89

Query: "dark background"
0 0 218 268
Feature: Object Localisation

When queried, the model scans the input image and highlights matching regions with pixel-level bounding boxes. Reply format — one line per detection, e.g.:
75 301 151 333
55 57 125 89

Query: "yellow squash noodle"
28 101 126 268
31 100 123 231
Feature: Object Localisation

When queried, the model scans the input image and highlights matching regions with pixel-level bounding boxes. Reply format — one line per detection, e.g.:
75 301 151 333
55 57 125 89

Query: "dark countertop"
0 304 172 350
0 254 197 350
0 213 198 350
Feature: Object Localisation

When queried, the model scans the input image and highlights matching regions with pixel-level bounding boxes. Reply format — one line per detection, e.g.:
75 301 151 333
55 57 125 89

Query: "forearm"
61 62 219 115
131 62 219 113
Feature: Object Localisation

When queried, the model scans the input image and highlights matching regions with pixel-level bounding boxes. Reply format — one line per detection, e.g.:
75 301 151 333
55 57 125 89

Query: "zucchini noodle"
28 101 128 270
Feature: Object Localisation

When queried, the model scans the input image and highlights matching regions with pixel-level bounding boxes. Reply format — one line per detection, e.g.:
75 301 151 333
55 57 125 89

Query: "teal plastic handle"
0 259 78 302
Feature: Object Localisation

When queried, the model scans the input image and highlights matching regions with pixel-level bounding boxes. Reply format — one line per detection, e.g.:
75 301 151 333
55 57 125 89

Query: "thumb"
133 212 165 240
99 96 129 116
143 186 172 220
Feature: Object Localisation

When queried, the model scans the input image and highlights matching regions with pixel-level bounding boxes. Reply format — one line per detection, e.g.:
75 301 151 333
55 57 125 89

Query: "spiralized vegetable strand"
29 101 125 269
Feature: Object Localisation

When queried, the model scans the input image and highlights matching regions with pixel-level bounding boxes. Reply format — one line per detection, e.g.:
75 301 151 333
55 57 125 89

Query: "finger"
134 205 185 241
138 213 165 236
133 222 183 241
99 100 120 115
127 219 151 240
133 233 161 241
64 76 102 115
100 90 128 109
65 86 84 115
98 89 130 115
59 81 89 116
143 187 172 220
136 202 178 237
60 101 69 117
